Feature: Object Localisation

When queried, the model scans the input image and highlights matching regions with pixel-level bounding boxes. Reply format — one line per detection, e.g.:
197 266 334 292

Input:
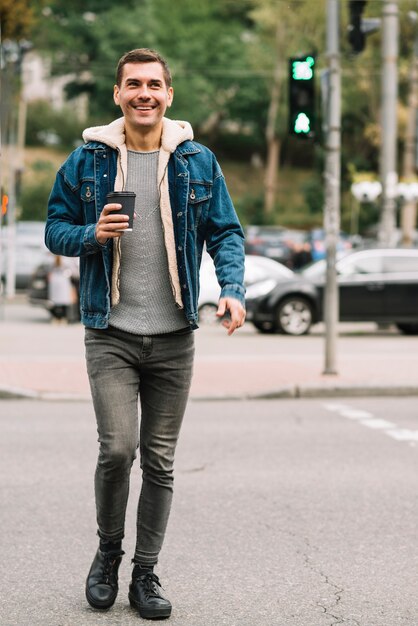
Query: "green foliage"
31 0 263 135
234 193 270 226
17 0 418 230
26 100 85 149
301 176 324 215
0 0 44 39
19 160 55 222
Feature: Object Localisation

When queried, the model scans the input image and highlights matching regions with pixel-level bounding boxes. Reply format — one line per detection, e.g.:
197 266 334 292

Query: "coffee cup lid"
107 191 136 197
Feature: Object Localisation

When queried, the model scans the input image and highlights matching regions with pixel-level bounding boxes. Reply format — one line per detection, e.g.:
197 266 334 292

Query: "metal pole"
378 0 399 246
0 23 3 308
401 15 418 246
323 0 341 375
5 129 16 300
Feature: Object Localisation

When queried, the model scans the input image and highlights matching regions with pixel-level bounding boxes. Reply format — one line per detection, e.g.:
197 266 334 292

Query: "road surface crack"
302 548 360 626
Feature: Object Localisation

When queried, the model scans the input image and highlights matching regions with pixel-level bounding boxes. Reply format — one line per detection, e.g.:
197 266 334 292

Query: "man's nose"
137 85 151 99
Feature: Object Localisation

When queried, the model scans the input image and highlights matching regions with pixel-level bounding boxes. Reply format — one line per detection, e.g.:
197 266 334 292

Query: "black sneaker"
85 548 124 610
129 571 172 620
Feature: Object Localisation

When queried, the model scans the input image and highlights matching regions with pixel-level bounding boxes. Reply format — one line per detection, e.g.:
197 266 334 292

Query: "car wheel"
275 296 313 335
396 323 418 335
252 320 276 334
198 303 220 325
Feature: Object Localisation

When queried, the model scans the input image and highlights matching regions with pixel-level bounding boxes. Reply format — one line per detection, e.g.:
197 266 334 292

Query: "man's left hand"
216 297 246 336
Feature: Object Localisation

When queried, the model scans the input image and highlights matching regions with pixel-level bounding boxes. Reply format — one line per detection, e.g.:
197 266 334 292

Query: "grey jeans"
84 325 194 566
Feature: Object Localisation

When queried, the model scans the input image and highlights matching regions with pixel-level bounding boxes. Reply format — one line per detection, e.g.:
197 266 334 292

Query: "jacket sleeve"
204 156 246 306
45 150 107 258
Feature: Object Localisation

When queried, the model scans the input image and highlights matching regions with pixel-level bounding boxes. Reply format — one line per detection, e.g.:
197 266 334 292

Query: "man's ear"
113 85 120 106
167 87 174 108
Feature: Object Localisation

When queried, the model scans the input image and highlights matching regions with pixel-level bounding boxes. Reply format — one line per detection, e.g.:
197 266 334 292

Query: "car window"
302 259 326 278
383 255 418 272
337 254 382 275
245 257 293 285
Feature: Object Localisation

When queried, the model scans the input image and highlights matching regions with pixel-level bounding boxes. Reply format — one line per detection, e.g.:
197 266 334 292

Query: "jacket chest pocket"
187 182 212 231
80 180 97 221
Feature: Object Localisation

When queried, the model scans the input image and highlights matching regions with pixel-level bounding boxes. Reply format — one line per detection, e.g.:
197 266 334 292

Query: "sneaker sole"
128 593 172 619
85 585 117 610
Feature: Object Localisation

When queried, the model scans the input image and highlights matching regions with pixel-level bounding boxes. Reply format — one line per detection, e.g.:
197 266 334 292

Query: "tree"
31 0 262 139
0 0 39 39
248 0 325 218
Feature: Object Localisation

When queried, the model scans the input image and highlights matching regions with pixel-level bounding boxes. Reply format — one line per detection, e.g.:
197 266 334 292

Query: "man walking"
45 48 246 620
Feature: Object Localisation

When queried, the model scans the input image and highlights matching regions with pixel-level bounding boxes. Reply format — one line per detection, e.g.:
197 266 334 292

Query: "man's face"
113 62 173 133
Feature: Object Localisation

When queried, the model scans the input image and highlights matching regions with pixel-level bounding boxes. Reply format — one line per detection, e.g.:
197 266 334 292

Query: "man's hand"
216 297 246 335
95 203 131 245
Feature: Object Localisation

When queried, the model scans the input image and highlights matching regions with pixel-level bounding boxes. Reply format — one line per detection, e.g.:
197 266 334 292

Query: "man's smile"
133 104 156 110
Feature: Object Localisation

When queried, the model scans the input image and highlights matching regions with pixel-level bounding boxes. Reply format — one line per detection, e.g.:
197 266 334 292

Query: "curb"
0 386 91 402
2 384 418 402
192 384 418 401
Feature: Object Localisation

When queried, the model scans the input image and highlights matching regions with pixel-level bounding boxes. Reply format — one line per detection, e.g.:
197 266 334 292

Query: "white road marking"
340 409 374 420
322 403 417 447
385 429 418 442
323 403 352 412
360 419 396 430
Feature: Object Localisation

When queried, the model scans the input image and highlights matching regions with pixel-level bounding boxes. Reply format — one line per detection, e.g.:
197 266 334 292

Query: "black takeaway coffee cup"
106 191 136 231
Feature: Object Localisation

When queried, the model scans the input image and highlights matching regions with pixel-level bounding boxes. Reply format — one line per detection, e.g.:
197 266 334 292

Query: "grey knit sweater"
109 150 187 334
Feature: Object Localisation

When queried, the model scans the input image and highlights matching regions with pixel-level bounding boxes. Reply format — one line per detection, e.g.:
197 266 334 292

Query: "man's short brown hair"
116 48 172 88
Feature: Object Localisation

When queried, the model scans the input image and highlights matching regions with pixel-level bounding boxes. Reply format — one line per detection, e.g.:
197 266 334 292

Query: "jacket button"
178 245 182 251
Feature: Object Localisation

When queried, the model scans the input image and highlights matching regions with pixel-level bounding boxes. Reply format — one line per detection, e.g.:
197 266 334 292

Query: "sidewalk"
1 297 418 400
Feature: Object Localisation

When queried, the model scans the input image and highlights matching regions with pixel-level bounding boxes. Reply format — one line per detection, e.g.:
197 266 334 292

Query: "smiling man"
45 49 245 620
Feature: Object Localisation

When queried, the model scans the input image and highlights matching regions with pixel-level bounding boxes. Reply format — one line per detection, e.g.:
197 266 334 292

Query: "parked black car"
246 248 418 335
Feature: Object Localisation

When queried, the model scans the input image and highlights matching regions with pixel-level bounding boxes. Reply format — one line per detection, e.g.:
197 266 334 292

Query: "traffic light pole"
401 13 418 246
323 0 341 375
378 0 399 246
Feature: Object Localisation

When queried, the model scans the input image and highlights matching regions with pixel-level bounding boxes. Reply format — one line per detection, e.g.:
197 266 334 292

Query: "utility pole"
1 39 31 299
264 23 283 217
0 23 3 310
401 12 418 246
378 0 399 246
323 0 341 375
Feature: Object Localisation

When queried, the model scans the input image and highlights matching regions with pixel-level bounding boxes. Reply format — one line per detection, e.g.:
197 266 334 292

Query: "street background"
2 3 418 624
0 299 418 625
1 296 418 401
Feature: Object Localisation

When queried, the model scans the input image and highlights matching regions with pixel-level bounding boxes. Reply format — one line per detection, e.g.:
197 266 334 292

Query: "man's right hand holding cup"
95 191 136 244
95 202 130 244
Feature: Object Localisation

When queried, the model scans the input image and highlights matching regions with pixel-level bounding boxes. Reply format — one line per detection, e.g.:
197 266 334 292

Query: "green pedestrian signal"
288 54 316 139
294 112 311 135
291 56 315 81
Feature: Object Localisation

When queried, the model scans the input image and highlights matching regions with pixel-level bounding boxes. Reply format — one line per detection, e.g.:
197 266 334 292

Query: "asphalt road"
1 396 417 626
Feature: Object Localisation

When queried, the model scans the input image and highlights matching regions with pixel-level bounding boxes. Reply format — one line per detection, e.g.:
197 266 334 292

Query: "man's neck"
125 125 162 152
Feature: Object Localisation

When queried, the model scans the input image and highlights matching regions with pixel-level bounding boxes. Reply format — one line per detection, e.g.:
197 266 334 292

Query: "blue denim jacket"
45 139 245 329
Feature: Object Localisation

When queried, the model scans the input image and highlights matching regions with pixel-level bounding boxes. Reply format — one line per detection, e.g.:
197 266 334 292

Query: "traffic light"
348 1 380 54
288 55 316 139
348 1 367 53
1 194 8 216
